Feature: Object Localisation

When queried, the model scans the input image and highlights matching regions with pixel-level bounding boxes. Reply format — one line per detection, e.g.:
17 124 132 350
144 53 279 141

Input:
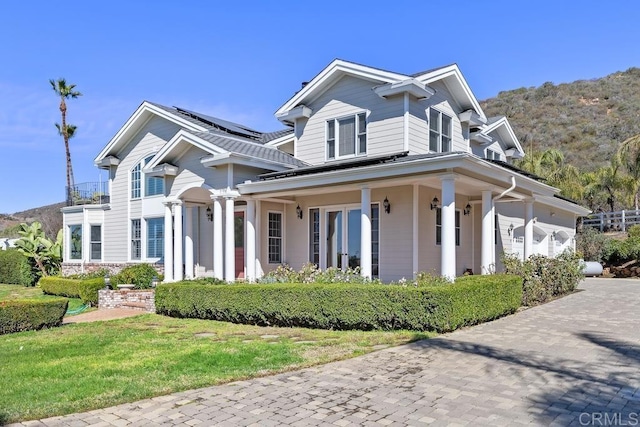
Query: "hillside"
0 202 64 239
480 67 640 169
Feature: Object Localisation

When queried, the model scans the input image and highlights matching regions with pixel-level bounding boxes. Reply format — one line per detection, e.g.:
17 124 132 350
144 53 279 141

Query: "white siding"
169 146 227 196
104 116 181 262
409 81 467 155
296 76 404 165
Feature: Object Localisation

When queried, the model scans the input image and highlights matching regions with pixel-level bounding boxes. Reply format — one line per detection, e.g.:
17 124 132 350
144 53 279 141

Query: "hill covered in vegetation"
481 67 640 169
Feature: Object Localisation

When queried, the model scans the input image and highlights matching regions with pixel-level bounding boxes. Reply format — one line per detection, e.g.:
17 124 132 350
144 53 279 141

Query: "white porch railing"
582 210 640 232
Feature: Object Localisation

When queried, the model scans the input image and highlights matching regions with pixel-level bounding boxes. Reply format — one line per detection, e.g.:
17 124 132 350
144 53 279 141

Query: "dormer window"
429 109 452 153
486 149 502 161
326 113 367 160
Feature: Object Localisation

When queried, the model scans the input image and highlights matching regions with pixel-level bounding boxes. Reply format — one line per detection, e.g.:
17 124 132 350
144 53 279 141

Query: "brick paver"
9 278 640 426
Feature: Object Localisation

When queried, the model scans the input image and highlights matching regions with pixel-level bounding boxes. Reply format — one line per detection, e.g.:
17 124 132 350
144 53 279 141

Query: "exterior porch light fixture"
151 275 159 288
551 231 557 240
507 223 514 236
296 205 303 219
104 273 111 290
206 206 213 222
430 196 440 210
383 197 391 214
464 203 472 216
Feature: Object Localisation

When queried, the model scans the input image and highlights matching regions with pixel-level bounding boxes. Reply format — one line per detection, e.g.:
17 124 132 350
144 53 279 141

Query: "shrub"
156 274 521 332
111 264 161 289
39 277 104 306
576 227 610 262
259 263 380 284
0 249 33 286
503 251 583 306
600 233 640 265
0 298 68 334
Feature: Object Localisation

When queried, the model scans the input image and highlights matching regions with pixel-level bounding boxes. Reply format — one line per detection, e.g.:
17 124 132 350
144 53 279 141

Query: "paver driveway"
10 278 640 426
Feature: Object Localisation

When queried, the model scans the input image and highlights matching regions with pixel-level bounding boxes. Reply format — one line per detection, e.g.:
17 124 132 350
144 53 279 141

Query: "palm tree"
515 147 583 201
617 134 640 210
583 155 634 212
50 78 82 204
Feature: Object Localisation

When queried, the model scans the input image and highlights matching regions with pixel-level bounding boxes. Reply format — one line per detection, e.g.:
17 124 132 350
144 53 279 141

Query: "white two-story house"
62 59 590 282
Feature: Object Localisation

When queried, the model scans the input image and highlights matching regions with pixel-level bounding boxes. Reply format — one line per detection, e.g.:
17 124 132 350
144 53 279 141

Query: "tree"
617 133 640 210
515 147 584 201
50 78 82 204
583 155 634 212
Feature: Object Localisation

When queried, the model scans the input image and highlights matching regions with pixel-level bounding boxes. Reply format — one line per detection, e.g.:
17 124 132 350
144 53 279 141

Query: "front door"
326 208 361 270
235 212 244 278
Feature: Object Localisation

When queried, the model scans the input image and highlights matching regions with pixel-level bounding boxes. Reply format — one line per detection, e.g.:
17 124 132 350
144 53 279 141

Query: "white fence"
582 210 640 232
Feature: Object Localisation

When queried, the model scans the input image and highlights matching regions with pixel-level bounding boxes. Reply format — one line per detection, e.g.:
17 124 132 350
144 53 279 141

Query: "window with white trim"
147 218 164 259
131 219 141 260
486 149 502 161
90 225 102 261
131 155 164 199
309 208 320 266
436 208 461 246
69 224 82 260
327 113 366 160
144 156 164 196
268 212 282 263
429 109 452 153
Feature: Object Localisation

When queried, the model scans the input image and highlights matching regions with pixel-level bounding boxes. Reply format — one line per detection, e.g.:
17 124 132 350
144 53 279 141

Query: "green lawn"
0 283 86 313
0 313 432 423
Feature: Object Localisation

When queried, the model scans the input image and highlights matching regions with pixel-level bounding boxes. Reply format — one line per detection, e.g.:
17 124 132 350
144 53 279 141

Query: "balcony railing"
66 182 110 206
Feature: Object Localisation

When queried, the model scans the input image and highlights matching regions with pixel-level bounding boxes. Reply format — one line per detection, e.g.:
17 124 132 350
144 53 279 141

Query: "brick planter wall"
98 289 155 313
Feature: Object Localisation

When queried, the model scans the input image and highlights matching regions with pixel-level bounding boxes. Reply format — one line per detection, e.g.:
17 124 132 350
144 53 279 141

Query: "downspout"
491 176 517 268
493 176 516 202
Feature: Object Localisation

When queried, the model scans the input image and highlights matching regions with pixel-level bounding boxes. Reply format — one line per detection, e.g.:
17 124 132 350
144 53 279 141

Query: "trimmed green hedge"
0 249 33 286
0 298 68 335
156 274 522 332
39 277 104 306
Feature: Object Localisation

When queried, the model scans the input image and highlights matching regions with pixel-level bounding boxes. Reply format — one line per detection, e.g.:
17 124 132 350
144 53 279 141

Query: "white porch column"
481 190 494 274
440 175 456 280
524 199 534 259
163 201 174 282
184 205 194 279
225 196 236 282
360 187 372 279
173 201 184 282
246 199 256 282
212 197 223 280
255 200 263 279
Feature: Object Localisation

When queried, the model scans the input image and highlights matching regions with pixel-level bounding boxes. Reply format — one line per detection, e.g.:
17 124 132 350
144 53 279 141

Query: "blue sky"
1 0 639 213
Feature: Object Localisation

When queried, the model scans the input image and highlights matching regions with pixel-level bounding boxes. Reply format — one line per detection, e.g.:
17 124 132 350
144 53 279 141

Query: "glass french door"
326 208 361 270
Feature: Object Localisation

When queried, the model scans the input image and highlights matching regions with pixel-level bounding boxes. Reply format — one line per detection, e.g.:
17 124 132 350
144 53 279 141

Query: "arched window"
131 155 164 199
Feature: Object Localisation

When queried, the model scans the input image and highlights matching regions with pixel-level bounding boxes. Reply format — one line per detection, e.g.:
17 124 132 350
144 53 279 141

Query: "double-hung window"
436 208 461 246
327 112 366 160
268 212 282 263
147 218 164 259
131 219 141 260
131 163 141 199
429 109 452 153
90 225 102 261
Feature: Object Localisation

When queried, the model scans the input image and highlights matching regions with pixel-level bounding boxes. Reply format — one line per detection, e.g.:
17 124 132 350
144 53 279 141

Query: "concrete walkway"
10 278 640 426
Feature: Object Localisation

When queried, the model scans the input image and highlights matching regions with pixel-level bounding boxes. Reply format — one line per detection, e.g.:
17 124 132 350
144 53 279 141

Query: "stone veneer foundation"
98 289 155 313
62 262 164 276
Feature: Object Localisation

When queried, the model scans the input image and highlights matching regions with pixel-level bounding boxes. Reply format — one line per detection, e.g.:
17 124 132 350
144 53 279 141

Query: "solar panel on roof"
175 107 262 139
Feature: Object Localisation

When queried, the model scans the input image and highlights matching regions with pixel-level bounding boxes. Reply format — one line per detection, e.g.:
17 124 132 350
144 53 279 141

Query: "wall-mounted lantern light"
296 204 303 219
551 231 557 240
507 223 514 236
430 196 440 210
464 203 472 216
206 206 213 222
383 197 391 214
151 275 159 288
104 273 111 290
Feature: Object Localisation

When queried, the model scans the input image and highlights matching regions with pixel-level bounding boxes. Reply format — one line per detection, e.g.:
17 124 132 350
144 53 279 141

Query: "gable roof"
275 59 487 122
95 101 303 170
483 116 525 157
